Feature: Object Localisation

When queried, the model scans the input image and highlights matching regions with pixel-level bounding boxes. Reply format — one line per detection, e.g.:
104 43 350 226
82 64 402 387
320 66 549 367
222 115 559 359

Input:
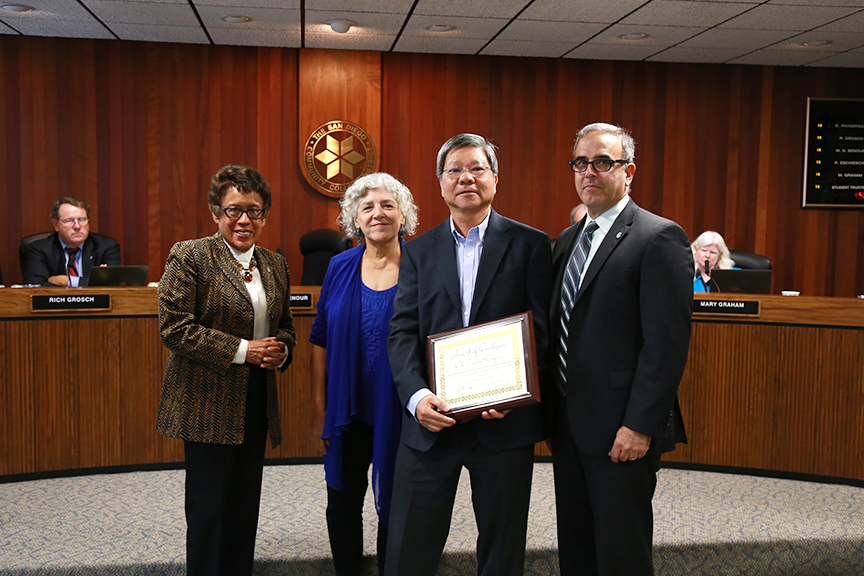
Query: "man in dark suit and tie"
550 123 693 576
22 196 121 286
386 134 552 576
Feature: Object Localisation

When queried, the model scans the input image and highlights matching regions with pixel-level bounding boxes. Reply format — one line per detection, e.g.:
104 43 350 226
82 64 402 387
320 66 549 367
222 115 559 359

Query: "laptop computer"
88 265 149 287
709 269 772 295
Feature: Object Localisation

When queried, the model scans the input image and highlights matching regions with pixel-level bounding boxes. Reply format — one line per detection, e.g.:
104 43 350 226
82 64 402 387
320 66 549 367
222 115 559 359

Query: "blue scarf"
310 244 401 524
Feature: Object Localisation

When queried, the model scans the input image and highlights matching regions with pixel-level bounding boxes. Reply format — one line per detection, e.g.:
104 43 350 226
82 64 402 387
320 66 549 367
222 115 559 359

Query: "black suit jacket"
388 209 553 453
551 198 693 457
22 231 122 286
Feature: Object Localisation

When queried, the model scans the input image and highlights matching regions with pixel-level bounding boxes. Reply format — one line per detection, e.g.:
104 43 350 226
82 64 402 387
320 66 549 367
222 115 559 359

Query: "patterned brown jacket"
156 234 297 447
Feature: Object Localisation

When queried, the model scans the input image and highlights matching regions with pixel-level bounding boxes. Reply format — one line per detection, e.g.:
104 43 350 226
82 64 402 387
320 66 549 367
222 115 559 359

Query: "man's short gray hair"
337 172 419 239
436 134 499 180
573 123 636 164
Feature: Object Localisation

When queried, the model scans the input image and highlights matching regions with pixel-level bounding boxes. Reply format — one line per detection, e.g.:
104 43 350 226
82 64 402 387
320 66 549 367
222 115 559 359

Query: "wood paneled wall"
2 36 864 295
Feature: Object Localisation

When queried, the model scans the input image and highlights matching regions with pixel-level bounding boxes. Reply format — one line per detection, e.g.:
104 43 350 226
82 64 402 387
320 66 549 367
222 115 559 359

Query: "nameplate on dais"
32 294 112 312
693 299 759 315
290 293 313 309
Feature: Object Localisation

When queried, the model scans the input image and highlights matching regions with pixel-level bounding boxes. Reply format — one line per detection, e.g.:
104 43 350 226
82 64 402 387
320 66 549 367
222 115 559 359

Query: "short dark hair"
436 134 499 180
50 197 91 220
573 123 636 163
208 165 272 215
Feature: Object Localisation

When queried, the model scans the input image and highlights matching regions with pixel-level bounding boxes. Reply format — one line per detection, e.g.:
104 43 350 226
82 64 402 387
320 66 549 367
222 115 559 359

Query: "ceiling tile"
807 51 864 67
305 0 412 10
647 45 752 62
815 10 864 32
728 48 833 65
401 14 508 38
622 0 756 27
109 23 209 43
413 0 529 19
518 0 651 23
496 20 607 43
5 1 100 24
210 27 301 47
481 39 579 57
565 43 663 60
768 0 864 6
84 1 199 26
393 35 487 53
198 6 301 30
305 31 395 51
680 27 794 49
591 23 705 46
197 0 299 7
5 19 113 38
719 4 860 30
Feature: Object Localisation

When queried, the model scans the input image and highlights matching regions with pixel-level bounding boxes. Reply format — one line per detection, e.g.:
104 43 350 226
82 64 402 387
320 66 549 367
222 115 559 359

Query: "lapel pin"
616 231 623 239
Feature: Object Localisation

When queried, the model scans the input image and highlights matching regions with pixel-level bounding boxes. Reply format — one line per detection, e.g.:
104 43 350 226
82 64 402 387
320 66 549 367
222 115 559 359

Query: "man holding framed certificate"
385 134 552 576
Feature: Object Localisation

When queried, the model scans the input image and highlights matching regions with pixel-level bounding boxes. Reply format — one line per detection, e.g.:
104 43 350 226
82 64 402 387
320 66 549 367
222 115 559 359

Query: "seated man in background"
22 197 121 286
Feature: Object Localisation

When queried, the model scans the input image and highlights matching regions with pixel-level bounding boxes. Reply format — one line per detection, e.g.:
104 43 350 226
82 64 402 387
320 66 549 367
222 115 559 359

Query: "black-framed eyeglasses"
569 158 628 173
218 205 266 220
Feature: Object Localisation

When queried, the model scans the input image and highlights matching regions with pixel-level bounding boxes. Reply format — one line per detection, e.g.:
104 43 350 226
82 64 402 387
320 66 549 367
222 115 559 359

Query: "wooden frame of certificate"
426 311 541 421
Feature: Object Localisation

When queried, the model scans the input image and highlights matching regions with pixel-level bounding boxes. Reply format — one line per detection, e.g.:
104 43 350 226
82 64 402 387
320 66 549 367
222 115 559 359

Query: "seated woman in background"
691 230 736 292
310 172 419 576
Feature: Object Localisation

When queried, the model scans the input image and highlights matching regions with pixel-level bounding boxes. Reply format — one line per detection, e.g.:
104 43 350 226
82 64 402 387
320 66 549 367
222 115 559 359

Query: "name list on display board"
803 98 864 208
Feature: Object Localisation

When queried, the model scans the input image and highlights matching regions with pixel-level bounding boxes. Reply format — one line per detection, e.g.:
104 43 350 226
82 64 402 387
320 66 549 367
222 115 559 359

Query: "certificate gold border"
426 311 540 421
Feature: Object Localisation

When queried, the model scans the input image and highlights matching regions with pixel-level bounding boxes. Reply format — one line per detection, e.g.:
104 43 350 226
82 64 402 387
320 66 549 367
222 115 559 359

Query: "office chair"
19 231 53 277
299 228 353 285
729 250 772 270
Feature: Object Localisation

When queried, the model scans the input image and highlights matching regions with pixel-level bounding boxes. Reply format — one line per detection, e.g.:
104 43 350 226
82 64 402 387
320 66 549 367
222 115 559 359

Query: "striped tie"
66 247 80 277
557 221 598 392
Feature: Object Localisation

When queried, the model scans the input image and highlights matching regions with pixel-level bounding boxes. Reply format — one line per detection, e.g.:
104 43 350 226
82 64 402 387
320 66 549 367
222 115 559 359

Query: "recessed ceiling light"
221 15 251 23
325 20 357 34
801 40 832 47
620 33 649 41
1 4 34 12
426 25 455 32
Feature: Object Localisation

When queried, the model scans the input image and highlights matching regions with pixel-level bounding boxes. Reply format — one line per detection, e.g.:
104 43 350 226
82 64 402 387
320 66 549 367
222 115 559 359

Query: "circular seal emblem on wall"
301 120 379 198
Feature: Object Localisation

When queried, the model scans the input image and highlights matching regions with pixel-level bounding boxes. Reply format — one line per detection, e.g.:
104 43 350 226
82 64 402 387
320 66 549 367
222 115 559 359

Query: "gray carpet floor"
1 464 863 575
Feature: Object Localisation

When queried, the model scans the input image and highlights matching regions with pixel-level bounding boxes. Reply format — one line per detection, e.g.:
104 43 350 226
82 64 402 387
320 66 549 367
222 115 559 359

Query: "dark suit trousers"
326 422 388 576
384 419 534 576
551 400 660 576
184 367 268 576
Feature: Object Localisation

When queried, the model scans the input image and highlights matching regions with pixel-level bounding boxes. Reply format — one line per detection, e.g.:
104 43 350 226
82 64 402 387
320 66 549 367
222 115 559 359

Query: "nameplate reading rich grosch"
693 300 759 315
31 294 112 312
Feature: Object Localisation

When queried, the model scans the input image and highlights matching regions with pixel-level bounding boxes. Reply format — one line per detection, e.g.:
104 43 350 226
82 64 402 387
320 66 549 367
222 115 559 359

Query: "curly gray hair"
337 172 419 239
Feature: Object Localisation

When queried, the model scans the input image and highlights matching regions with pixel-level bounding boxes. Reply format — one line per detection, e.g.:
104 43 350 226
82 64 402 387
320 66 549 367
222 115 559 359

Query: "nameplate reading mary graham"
426 311 541 421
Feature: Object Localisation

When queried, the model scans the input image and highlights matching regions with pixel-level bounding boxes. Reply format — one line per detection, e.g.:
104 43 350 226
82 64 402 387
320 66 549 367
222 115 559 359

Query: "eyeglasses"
218 205 266 220
59 218 89 226
569 158 629 173
444 166 491 179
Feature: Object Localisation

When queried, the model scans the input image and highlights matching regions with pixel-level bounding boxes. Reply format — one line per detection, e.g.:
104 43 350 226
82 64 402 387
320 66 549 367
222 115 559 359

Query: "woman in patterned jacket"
156 165 296 576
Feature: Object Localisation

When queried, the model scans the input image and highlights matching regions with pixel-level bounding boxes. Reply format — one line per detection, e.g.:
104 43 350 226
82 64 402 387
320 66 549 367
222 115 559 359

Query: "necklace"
235 258 257 282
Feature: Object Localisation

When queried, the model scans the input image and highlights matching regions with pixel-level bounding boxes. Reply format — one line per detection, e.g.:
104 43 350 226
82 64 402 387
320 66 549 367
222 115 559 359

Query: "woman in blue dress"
310 172 419 576
691 230 736 292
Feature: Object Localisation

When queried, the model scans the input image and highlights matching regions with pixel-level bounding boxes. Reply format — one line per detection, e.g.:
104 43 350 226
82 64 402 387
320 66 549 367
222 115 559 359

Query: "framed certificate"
426 311 541 421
